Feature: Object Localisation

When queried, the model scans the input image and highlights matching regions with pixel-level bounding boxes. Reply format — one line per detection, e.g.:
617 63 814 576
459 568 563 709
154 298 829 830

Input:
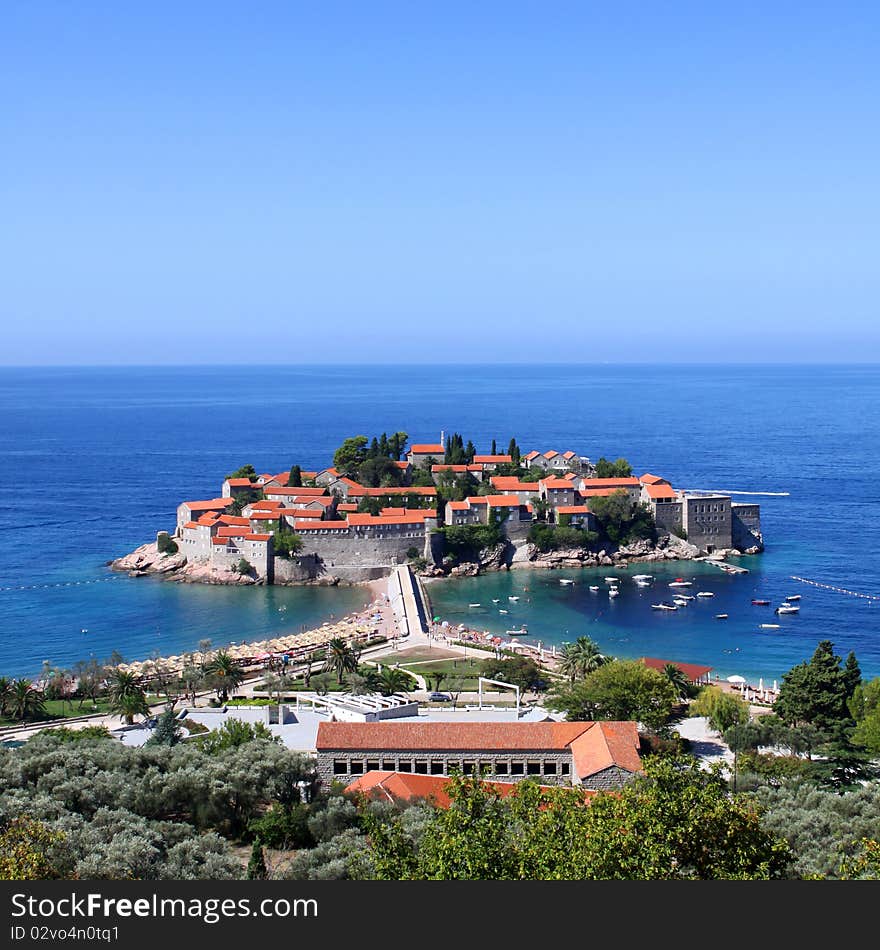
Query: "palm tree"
0 676 13 717
8 679 47 721
203 650 244 701
663 663 691 702
324 637 359 685
374 667 414 696
558 636 609 682
107 669 149 724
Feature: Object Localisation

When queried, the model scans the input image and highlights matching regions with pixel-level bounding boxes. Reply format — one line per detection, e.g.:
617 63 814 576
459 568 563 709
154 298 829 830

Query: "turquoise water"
1 363 878 680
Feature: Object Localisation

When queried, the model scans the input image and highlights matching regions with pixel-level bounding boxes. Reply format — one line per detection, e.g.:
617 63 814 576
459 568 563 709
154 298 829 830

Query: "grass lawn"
379 645 462 663
0 694 166 727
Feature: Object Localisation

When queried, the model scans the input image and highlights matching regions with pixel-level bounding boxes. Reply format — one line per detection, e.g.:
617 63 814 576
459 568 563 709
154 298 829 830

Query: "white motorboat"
668 580 692 588
559 579 575 585
652 603 678 611
673 598 690 607
468 603 481 608
696 591 715 598
632 574 653 582
760 623 781 629
506 628 528 636
635 579 652 587
604 577 618 583
609 588 620 598
715 613 729 619
676 593 695 601
499 609 508 614
508 596 519 601
775 605 800 615
589 585 600 591
784 594 802 602
492 599 500 603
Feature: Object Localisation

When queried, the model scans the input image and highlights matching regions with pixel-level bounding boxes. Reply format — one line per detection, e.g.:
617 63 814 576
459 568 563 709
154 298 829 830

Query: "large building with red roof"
316 720 643 791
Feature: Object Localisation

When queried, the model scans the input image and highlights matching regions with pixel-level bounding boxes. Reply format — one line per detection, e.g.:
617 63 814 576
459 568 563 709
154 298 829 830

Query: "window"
527 762 540 775
463 760 476 775
366 760 380 772
496 761 509 775
382 760 395 771
447 760 461 772
333 760 347 775
398 760 412 773
414 761 428 774
561 762 570 775
430 761 444 775
543 761 557 775
511 761 525 775
349 760 363 775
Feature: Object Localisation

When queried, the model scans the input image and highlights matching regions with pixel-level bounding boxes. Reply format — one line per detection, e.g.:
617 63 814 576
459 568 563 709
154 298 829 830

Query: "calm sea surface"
0 364 878 682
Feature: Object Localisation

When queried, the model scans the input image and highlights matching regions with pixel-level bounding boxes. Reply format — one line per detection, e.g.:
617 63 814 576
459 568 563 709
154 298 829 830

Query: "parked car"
428 692 451 702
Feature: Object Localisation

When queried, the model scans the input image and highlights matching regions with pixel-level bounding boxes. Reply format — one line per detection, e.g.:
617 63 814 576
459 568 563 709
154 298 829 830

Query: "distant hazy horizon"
3 5 879 364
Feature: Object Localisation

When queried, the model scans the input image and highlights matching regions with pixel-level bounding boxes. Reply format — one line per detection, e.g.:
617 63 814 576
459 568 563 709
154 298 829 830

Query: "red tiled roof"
447 501 470 510
218 515 250 526
225 477 254 487
293 496 335 507
247 500 283 510
577 487 622 499
182 498 234 511
249 511 282 520
347 486 437 496
569 722 642 779
490 477 540 491
543 451 559 459
639 473 668 485
432 464 470 473
282 508 324 519
466 496 488 505
392 461 411 469
644 483 677 499
216 525 248 538
485 495 523 507
380 507 437 519
541 478 576 490
337 503 358 511
473 454 513 464
196 514 221 525
523 451 540 460
345 772 577 809
555 505 591 514
246 534 271 542
182 521 202 530
561 472 578 481
409 444 445 454
211 537 228 546
639 657 713 683
318 722 641 780
263 486 327 496
562 451 576 459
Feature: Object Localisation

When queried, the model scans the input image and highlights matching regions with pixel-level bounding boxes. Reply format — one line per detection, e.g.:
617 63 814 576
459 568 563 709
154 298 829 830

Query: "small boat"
559 579 575 586
760 623 781 629
775 605 800 615
468 603 481 608
785 594 801 602
673 597 690 605
632 574 653 581
508 596 519 601
499 609 508 614
696 591 715 598
506 628 528 636
751 599 770 606
609 588 620 598
668 581 692 588
676 593 695 601
652 603 678 611
589 585 600 591
715 613 728 619
635 579 652 587
492 598 500 603
604 577 618 584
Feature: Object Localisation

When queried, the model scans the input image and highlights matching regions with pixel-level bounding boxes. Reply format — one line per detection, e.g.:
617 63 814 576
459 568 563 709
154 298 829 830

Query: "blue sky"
2 2 879 364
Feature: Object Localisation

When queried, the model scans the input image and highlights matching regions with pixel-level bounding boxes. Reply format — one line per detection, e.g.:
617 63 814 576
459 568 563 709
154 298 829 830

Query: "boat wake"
686 488 790 496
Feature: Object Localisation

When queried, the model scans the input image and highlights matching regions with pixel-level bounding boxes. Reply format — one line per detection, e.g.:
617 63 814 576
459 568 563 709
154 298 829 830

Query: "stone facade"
651 499 683 537
681 493 733 552
731 503 763 551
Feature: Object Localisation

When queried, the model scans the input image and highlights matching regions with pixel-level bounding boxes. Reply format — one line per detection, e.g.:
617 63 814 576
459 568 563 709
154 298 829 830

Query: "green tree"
558 637 609 683
325 638 360 685
107 670 149 725
372 667 416 696
333 436 369 478
198 718 281 754
235 557 253 575
662 662 692 701
0 675 13 717
157 532 178 555
479 655 546 692
274 530 303 558
7 679 47 722
0 817 64 880
226 464 257 480
774 640 852 731
246 839 268 879
587 490 655 545
594 457 633 478
507 438 521 467
288 465 303 487
690 686 750 733
145 707 183 747
203 650 244 702
547 660 676 731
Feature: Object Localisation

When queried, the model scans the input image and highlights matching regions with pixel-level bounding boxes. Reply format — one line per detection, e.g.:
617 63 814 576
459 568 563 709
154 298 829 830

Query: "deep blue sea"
0 364 878 683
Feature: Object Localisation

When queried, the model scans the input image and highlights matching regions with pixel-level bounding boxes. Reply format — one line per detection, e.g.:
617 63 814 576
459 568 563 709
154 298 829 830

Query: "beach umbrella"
758 678 763 692
433 616 441 622
726 674 746 685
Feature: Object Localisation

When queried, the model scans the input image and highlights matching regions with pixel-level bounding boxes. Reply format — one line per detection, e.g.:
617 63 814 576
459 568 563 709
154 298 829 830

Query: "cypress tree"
288 465 302 487
247 839 268 879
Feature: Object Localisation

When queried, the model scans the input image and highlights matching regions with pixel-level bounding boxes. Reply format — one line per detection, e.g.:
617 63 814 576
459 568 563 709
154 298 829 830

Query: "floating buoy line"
791 576 880 601
1 576 124 593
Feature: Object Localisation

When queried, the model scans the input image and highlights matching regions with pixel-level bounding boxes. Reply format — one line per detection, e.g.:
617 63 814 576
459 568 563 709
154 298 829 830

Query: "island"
112 430 764 586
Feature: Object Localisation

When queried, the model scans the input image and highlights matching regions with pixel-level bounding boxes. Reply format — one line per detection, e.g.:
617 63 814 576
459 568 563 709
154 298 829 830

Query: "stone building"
316 720 643 790
681 492 733 552
406 443 446 468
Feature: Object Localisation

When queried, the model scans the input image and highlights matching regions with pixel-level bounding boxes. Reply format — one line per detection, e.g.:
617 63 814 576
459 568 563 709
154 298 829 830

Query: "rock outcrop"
111 542 187 576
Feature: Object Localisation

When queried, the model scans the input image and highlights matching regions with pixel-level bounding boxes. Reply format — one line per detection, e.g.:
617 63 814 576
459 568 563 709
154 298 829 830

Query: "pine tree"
145 707 182 747
491 438 497 455
288 465 302 487
247 839 268 879
843 651 862 702
465 440 476 463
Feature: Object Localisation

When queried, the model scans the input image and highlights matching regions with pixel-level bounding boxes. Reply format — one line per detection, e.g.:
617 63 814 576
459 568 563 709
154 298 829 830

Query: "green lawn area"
399 657 486 688
0 694 166 727
381 645 462 663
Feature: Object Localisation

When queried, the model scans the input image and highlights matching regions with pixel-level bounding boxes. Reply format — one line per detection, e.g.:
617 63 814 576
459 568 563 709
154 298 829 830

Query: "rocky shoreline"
419 532 761 578
112 530 762 588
